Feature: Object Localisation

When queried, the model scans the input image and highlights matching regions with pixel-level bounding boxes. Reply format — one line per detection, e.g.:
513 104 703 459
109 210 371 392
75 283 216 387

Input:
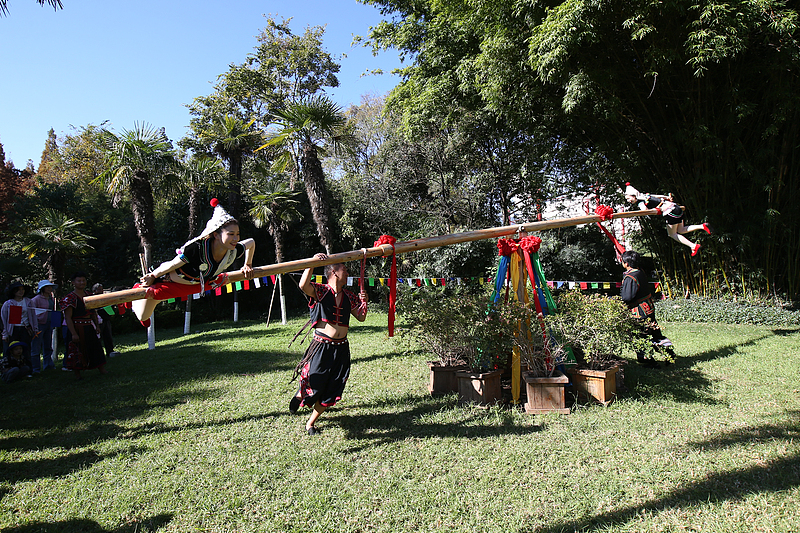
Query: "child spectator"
2 340 32 382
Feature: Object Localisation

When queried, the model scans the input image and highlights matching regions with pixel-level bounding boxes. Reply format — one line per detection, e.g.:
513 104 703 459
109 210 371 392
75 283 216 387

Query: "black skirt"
298 334 351 408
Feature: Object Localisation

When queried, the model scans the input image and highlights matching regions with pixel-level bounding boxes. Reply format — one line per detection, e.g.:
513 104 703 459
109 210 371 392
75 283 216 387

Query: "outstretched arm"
140 255 187 286
238 238 255 280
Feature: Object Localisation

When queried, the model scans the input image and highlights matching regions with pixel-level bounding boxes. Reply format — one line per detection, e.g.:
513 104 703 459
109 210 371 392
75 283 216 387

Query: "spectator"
31 280 58 371
1 281 38 367
61 272 106 380
2 340 32 383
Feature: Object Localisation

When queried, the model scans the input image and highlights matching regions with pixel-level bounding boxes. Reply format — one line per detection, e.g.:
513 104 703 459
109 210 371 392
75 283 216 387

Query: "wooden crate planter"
567 365 619 406
456 369 503 406
523 371 570 415
427 361 467 396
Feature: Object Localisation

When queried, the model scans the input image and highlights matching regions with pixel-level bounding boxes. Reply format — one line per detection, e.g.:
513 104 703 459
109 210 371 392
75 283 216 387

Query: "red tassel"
210 198 219 207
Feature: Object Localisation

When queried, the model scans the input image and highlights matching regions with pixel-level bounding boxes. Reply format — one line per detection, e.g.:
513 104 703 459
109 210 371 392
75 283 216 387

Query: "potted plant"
397 288 470 396
549 291 652 405
499 300 571 414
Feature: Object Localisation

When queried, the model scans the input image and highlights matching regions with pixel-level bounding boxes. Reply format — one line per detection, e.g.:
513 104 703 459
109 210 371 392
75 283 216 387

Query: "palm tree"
98 123 176 268
250 174 302 325
261 95 356 254
250 175 302 264
176 156 227 238
21 209 95 288
200 115 263 219
0 0 61 16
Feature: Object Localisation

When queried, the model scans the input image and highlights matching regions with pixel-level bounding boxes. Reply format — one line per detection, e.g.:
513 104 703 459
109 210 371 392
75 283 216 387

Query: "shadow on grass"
622 333 772 405
333 393 542 453
0 513 172 533
519 413 800 533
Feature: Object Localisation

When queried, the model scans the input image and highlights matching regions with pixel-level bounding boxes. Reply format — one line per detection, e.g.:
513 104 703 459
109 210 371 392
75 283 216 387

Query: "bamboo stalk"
84 209 659 309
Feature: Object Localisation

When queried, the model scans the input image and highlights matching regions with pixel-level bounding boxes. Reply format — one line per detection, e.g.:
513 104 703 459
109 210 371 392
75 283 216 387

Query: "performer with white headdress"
624 183 711 257
130 198 255 326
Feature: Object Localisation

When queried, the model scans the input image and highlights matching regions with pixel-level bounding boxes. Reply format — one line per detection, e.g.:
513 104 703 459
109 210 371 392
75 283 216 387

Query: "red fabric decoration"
595 205 615 221
210 198 219 207
374 234 398 337
519 236 542 254
497 238 520 256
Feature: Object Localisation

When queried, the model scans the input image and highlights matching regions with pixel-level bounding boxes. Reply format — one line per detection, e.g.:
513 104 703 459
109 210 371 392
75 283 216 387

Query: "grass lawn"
1 313 799 532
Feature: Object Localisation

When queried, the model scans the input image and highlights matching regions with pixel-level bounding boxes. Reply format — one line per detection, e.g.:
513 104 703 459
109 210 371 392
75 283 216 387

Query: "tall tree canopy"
0 0 61 16
364 0 800 297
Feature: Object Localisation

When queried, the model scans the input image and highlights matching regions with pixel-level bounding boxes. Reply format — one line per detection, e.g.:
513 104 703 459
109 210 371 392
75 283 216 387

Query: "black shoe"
307 426 321 436
289 396 301 414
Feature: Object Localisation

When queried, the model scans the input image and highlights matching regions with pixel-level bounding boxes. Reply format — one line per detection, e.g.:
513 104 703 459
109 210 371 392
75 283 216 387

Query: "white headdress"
177 198 236 254
624 182 646 200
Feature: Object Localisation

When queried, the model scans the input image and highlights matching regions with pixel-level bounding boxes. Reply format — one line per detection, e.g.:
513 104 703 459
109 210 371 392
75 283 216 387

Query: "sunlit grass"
1 315 798 532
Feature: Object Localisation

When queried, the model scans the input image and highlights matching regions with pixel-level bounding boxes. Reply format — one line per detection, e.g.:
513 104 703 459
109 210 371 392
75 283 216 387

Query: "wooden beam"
84 209 657 309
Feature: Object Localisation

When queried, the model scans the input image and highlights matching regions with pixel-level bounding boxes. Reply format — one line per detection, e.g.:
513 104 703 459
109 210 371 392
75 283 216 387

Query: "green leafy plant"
397 288 515 372
547 290 654 370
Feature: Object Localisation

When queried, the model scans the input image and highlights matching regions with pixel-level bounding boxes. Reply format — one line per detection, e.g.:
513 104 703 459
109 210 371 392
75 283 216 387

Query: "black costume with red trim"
60 291 106 371
296 282 362 408
621 268 675 362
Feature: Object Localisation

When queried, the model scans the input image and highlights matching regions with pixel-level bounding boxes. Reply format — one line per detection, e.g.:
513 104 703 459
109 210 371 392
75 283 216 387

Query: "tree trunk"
129 170 156 268
301 142 334 253
188 186 201 238
227 152 242 220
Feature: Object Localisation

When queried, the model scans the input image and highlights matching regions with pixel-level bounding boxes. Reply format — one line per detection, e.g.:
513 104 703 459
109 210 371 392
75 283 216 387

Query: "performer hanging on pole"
289 253 368 436
624 183 711 256
129 199 255 327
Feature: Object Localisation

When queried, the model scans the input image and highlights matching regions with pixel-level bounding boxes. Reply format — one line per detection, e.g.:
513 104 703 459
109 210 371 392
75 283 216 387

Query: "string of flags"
92 275 662 316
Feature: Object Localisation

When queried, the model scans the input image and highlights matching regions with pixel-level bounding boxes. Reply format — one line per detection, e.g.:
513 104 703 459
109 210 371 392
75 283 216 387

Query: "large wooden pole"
84 209 657 309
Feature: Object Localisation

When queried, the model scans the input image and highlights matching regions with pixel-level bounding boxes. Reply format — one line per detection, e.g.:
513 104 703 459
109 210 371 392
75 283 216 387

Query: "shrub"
655 296 800 326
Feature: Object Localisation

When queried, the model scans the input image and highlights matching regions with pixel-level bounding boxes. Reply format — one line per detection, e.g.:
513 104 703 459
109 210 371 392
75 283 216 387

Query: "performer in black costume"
620 250 676 367
624 183 711 256
290 253 368 435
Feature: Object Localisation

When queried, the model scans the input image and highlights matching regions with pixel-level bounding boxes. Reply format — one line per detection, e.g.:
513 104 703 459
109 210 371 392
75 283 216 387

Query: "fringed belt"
313 334 348 346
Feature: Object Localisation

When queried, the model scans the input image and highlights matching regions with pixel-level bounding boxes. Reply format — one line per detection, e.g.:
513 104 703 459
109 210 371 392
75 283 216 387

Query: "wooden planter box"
456 369 503 406
567 365 619 406
427 361 467 396
523 371 570 415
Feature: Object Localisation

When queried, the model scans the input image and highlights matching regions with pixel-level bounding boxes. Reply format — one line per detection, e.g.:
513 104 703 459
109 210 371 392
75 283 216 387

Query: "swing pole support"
84 209 658 309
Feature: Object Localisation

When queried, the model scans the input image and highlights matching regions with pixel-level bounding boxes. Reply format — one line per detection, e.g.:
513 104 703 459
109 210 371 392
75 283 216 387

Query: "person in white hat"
624 183 711 256
30 280 58 372
129 198 255 326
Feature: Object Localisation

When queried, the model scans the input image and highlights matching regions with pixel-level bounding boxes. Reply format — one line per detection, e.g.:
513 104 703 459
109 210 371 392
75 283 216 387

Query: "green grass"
1 314 799 532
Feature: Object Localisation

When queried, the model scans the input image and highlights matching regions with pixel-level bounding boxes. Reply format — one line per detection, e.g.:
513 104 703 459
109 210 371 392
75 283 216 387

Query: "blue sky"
0 0 402 167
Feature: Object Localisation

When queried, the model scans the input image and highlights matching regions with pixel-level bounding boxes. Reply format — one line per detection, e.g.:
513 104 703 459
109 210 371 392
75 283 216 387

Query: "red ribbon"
497 238 520 256
595 205 615 221
519 235 542 254
374 234 397 337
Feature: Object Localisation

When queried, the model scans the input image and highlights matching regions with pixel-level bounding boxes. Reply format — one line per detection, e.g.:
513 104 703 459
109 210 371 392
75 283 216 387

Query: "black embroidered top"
175 240 245 283
309 282 360 328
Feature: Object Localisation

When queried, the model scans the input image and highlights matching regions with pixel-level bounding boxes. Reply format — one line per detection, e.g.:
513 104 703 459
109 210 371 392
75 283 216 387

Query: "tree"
0 143 34 229
198 116 262 220
249 173 302 264
0 0 62 16
263 95 355 253
176 156 226 238
364 0 800 297
98 123 177 268
21 209 94 287
182 16 341 153
35 123 108 187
